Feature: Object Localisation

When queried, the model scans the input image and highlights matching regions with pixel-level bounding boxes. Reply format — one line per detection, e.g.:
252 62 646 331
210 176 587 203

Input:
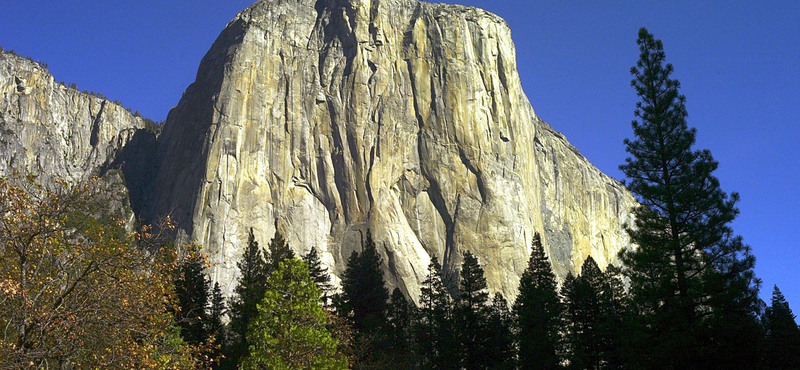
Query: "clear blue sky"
2 1 798 308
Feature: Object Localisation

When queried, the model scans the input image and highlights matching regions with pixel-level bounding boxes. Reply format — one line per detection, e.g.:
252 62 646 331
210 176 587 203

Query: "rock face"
0 52 156 220
150 0 638 302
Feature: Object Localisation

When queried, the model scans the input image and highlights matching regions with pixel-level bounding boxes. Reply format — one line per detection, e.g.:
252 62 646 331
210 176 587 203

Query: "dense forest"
1 29 798 370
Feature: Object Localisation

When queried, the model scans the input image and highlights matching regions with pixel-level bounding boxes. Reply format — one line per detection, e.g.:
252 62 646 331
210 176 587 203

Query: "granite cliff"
0 51 155 222
149 0 637 301
0 0 637 302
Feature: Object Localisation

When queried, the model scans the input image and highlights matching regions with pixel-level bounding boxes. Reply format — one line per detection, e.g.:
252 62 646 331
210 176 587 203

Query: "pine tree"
303 247 334 307
337 231 389 334
335 230 390 368
386 288 415 369
563 257 603 370
208 282 227 363
563 258 629 370
414 256 459 370
514 232 564 370
242 258 348 370
597 267 628 370
227 228 269 368
174 250 211 345
455 251 491 370
560 273 578 366
764 286 800 370
486 294 515 370
266 230 295 274
620 27 761 370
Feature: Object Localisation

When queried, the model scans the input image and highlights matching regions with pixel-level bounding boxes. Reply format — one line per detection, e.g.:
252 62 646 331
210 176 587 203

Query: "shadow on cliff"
100 129 158 223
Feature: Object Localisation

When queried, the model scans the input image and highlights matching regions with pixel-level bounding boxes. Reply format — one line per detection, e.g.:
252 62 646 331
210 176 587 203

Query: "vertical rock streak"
149 0 637 301
0 0 638 303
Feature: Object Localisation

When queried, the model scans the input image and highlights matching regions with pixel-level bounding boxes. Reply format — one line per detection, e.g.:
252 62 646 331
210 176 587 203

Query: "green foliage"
174 250 211 345
227 228 269 368
458 251 490 312
336 230 389 335
208 282 227 363
563 259 603 370
385 288 416 369
414 256 458 370
514 233 564 370
266 231 295 273
764 286 800 370
455 251 492 370
597 267 628 370
561 258 629 370
303 247 333 307
620 27 761 369
335 230 390 368
242 258 347 370
486 294 515 370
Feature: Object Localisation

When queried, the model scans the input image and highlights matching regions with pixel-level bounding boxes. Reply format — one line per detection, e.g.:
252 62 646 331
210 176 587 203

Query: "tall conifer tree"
456 251 491 370
337 230 389 334
303 247 334 307
266 230 295 274
242 259 347 370
174 251 211 345
620 27 761 369
597 267 628 370
386 288 415 369
563 257 603 370
415 256 458 370
208 282 227 366
514 232 564 370
486 294 515 370
227 228 269 368
335 230 390 369
764 286 800 370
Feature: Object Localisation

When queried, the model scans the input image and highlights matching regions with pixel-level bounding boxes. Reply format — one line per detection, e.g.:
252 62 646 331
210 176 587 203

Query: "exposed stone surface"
150 0 638 302
0 0 637 303
0 51 153 222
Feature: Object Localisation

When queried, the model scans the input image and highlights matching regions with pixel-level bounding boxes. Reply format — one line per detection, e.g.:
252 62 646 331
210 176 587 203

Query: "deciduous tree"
0 174 199 369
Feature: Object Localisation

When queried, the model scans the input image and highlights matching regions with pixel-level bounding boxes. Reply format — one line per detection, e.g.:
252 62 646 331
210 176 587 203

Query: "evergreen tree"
335 230 390 368
514 233 564 370
561 263 629 370
208 282 228 364
455 251 491 370
337 231 389 334
561 273 578 366
486 294 515 370
563 257 603 370
227 228 269 368
386 288 415 369
303 247 334 307
764 286 800 370
619 27 761 369
597 267 628 370
174 251 211 345
242 258 347 370
266 230 295 274
415 256 458 370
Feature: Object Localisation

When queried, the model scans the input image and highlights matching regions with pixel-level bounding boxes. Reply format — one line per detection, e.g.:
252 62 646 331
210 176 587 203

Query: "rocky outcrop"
0 51 155 220
150 0 638 302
